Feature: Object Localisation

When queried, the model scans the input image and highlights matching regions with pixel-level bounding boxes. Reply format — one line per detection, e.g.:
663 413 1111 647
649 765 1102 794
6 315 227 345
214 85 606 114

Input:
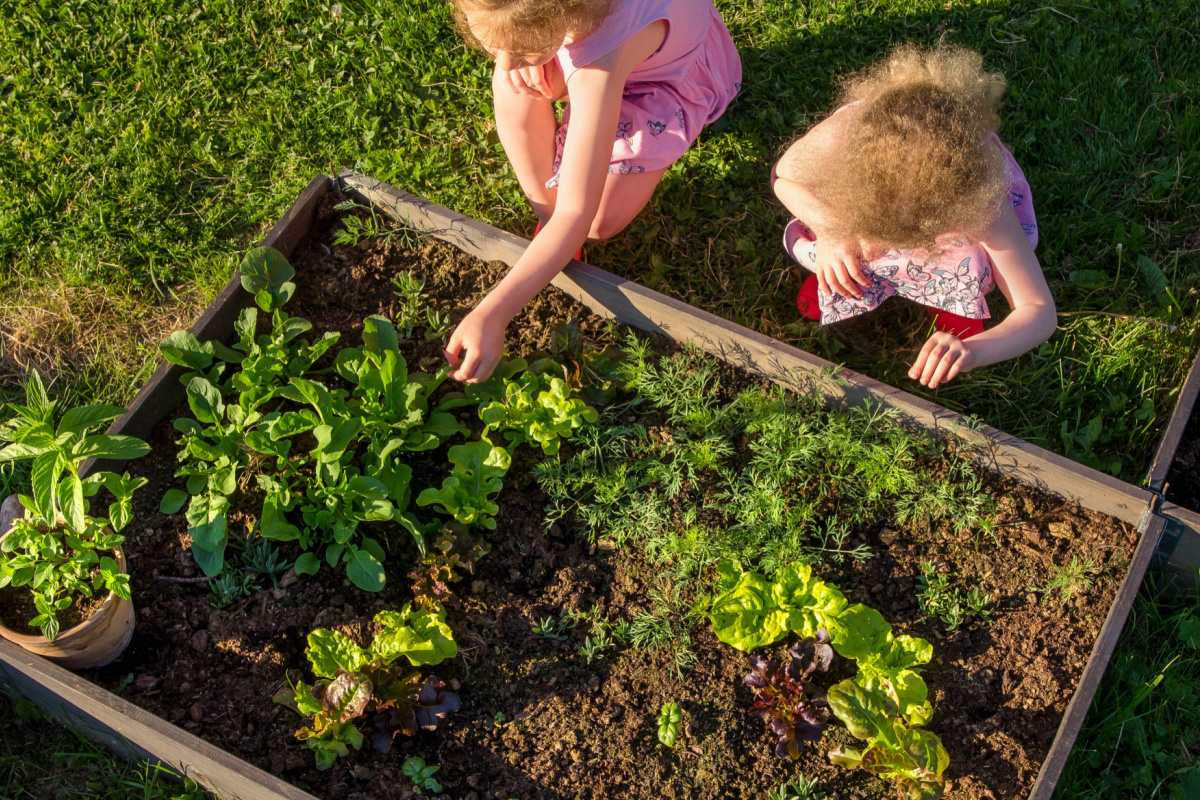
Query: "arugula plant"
744 633 834 759
0 372 149 638
827 680 949 799
657 702 682 747
274 605 460 769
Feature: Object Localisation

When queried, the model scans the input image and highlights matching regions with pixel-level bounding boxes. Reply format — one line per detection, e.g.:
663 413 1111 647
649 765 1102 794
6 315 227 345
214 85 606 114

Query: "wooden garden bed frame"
0 173 1181 800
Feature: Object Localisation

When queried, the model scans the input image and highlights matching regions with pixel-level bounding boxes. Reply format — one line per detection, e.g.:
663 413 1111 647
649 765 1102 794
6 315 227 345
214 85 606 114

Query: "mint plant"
274 605 460 769
657 702 682 747
0 372 149 638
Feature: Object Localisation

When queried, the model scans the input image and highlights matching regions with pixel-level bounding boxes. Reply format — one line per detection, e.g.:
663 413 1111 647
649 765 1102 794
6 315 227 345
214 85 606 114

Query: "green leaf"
240 247 296 294
58 475 85 532
657 702 682 747
708 570 790 651
160 331 216 371
294 552 320 576
828 604 892 662
261 494 300 542
186 377 224 425
160 489 188 515
372 605 457 666
343 544 385 592
1139 255 1169 295
30 451 60 525
56 405 125 437
72 435 151 462
362 315 399 356
826 679 896 742
416 440 510 527
307 629 369 677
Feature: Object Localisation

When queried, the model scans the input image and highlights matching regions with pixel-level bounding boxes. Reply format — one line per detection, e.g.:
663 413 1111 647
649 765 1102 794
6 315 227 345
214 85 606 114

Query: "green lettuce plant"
479 371 598 455
417 440 511 530
274 605 460 769
827 681 949 799
0 373 149 638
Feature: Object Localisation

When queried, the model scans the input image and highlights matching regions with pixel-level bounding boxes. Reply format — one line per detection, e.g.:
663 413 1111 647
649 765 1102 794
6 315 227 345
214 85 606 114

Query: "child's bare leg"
492 64 568 224
587 167 668 241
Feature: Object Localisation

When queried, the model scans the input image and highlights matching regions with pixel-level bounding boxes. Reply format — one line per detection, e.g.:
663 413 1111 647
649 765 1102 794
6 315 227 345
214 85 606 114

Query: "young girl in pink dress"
445 0 741 383
773 45 1055 390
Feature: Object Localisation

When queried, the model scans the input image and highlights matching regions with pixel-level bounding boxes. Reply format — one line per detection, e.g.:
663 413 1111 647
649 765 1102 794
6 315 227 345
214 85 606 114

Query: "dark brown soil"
86 198 1139 800
1165 397 1200 511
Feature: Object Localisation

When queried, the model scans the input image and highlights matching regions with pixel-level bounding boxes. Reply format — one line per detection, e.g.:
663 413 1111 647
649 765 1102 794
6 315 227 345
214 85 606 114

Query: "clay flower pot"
0 500 136 669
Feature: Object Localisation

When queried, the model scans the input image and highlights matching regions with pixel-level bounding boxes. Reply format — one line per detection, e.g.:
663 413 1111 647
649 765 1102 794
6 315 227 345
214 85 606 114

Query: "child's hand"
495 60 558 100
813 238 871 299
445 307 508 384
909 331 975 389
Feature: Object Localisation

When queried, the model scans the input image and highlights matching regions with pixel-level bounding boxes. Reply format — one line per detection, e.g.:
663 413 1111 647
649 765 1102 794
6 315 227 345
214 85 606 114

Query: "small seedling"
916 561 994 631
208 569 255 608
492 711 507 727
532 615 570 641
767 775 826 800
657 701 682 746
239 526 291 587
425 308 451 342
401 757 442 793
1034 556 1100 604
392 272 428 339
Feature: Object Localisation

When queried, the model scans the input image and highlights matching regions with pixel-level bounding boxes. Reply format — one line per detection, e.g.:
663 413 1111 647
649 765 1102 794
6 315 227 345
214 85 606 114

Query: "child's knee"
587 213 632 241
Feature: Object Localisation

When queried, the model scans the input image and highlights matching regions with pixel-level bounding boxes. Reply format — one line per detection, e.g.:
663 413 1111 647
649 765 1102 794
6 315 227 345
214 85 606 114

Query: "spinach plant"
401 757 442 793
657 702 682 746
0 372 149 638
274 605 460 770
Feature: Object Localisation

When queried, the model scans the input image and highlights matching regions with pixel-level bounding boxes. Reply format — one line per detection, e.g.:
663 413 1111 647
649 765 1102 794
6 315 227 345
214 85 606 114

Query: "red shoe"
928 308 985 339
797 273 822 321
534 222 583 262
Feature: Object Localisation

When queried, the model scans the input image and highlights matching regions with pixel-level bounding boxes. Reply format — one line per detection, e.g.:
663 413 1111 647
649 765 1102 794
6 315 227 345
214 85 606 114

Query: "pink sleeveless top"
546 0 742 185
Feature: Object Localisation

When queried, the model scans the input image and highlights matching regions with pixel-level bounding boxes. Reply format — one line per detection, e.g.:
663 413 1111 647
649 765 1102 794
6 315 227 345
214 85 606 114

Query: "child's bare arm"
909 204 1056 388
446 22 667 383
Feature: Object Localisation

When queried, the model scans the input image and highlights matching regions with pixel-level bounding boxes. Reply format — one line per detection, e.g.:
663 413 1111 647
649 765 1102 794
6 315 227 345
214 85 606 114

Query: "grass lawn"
0 0 1197 796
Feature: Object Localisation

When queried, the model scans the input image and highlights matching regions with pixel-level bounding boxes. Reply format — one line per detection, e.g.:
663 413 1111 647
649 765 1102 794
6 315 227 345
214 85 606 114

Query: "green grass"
0 0 1197 795
0 691 207 799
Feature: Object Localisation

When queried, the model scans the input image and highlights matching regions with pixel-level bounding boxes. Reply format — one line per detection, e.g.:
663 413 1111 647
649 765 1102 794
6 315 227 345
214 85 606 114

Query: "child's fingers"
919 343 950 386
848 258 871 288
444 331 463 367
833 260 862 298
506 70 535 97
926 351 959 389
452 350 482 383
815 267 831 298
943 354 966 385
525 65 551 99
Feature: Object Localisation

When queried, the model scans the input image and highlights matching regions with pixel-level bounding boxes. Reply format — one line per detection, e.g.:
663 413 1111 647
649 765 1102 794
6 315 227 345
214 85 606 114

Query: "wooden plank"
0 638 319 800
1147 349 1200 493
1027 513 1164 798
339 171 1155 526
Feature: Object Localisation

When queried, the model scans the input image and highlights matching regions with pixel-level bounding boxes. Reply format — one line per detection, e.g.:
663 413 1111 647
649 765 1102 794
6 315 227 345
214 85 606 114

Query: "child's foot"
797 273 822 321
534 222 583 262
928 308 985 339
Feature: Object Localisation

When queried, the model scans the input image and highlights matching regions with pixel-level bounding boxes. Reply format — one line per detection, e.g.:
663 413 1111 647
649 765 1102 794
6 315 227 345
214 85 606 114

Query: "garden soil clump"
87 199 1138 800
1166 402 1200 511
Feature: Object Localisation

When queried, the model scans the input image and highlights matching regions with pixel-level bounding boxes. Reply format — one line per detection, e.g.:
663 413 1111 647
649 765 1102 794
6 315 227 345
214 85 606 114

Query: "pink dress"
545 0 742 188
782 109 1039 325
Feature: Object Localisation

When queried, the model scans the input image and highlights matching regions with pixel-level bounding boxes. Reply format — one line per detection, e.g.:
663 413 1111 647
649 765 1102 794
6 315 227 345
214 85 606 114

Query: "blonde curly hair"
453 0 613 58
813 45 1010 249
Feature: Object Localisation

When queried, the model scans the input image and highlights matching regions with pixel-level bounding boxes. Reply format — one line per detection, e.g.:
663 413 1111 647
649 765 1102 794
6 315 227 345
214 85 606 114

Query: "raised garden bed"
0 174 1170 800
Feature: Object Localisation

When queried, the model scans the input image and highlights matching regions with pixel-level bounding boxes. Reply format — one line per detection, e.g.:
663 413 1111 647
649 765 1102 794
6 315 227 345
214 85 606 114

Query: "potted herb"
0 373 149 668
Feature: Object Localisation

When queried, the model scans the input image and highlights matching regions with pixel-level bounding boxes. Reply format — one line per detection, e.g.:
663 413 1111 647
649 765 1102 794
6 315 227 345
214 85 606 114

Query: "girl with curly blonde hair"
444 0 742 383
774 45 1055 389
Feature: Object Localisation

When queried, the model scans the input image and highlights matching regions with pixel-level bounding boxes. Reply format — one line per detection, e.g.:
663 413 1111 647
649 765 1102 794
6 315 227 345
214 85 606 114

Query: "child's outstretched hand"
813 238 871 299
909 331 975 389
445 307 507 384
